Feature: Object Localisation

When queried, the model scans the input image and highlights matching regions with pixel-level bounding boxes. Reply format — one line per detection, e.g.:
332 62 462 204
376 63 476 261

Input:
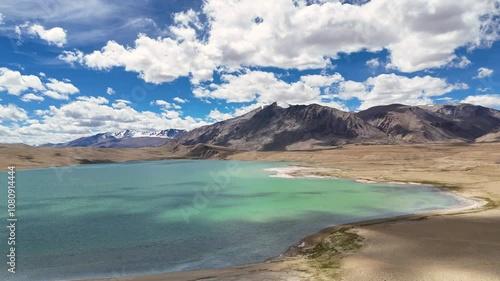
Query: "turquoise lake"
0 160 464 281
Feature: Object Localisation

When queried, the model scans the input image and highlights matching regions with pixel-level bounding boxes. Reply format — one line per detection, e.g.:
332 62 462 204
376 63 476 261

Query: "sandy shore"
228 143 500 281
3 143 500 280
266 165 487 215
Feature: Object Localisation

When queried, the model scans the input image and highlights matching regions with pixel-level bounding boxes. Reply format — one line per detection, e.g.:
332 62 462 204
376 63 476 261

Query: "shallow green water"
0 160 463 281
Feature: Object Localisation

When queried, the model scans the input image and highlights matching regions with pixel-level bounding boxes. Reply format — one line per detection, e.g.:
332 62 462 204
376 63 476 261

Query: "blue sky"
0 0 499 144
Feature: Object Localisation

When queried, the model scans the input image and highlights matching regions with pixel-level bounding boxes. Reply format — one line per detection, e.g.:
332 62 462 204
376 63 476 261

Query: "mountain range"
43 129 186 148
44 103 500 150
177 103 388 150
357 103 500 143
176 103 500 150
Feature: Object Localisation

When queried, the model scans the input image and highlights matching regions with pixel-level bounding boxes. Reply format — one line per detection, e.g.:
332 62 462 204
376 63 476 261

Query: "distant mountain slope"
356 104 500 143
177 102 389 150
41 103 500 151
44 129 186 148
424 104 500 140
356 104 462 142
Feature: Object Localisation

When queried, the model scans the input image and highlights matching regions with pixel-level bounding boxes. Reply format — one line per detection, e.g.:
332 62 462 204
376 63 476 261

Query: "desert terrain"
0 144 184 171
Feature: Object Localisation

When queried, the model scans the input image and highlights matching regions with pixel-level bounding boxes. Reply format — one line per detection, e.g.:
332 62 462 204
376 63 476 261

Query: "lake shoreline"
273 165 489 257
76 186 490 281
75 164 492 281
2 143 499 280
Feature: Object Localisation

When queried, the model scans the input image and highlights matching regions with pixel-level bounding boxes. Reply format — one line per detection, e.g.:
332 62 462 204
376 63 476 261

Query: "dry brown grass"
0 144 186 171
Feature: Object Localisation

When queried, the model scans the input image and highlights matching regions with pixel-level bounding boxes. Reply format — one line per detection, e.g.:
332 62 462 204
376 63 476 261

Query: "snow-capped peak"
109 129 185 139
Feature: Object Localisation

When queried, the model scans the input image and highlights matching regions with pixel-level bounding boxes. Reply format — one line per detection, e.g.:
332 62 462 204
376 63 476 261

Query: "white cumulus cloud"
449 56 471 69
366 58 381 69
26 23 67 47
474 67 494 79
207 109 235 122
193 70 337 106
76 96 109 104
41 78 79 100
0 67 80 101
173 97 188 103
21 93 44 102
106 87 115 95
45 78 79 95
337 73 469 110
60 0 500 84
462 94 500 109
43 90 70 100
0 67 45 95
300 73 344 87
63 35 215 84
0 104 28 121
112 99 131 109
151 100 182 110
4 98 210 145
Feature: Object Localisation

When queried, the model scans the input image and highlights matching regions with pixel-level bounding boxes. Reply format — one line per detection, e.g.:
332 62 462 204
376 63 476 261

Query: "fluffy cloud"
191 70 347 119
106 87 115 95
0 13 4 25
4 98 209 145
61 0 499 83
474 67 494 79
299 73 344 87
45 78 79 95
449 56 472 69
366 58 381 69
193 70 345 108
161 110 181 119
173 97 188 103
76 96 109 104
40 78 79 100
207 109 235 122
112 99 131 109
194 70 466 111
0 68 79 100
0 67 45 95
0 104 28 121
58 50 84 66
22 23 67 47
337 73 468 110
43 90 70 100
151 100 182 110
461 94 500 109
21 93 44 102
60 34 215 84
151 100 184 120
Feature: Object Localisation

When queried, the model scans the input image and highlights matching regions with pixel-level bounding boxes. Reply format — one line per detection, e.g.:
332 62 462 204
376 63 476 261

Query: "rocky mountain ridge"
43 129 186 148
177 103 500 150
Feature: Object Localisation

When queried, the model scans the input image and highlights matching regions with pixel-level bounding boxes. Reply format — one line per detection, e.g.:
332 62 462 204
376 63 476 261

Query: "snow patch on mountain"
109 129 186 139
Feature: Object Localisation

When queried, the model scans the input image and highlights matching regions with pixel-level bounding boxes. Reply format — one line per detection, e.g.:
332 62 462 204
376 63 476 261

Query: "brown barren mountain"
177 103 500 150
177 102 389 150
356 103 500 143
